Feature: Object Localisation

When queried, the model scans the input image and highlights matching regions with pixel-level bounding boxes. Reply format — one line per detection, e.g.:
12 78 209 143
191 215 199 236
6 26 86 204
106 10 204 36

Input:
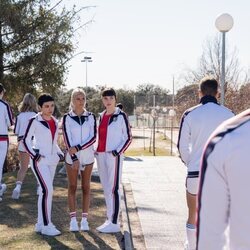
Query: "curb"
121 184 134 250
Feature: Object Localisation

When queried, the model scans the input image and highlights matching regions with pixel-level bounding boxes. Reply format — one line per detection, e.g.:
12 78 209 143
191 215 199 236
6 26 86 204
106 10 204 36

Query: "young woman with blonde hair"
12 93 38 199
62 88 96 232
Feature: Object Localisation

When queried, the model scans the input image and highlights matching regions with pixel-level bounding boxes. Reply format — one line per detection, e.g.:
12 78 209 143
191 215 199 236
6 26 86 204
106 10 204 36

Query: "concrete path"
123 156 187 250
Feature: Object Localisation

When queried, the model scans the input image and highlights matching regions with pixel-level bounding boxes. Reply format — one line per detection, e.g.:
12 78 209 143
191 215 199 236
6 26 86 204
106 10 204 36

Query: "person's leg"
97 153 122 233
12 151 30 199
185 175 199 250
66 162 79 231
31 159 53 226
80 163 93 230
0 141 8 197
106 154 123 225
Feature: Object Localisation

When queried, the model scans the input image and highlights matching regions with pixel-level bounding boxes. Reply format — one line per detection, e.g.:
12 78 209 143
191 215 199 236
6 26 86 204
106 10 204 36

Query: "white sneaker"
70 219 79 232
0 184 7 197
35 223 43 233
80 218 89 231
12 186 21 199
97 221 120 233
96 220 110 231
184 241 195 250
41 223 61 236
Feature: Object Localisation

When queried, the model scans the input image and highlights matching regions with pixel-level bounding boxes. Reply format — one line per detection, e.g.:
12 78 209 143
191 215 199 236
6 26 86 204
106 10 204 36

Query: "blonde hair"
69 88 86 110
18 93 38 113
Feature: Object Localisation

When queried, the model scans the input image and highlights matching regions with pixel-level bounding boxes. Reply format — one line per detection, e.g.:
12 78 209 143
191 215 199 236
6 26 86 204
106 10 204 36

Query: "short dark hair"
102 88 116 98
38 93 54 107
0 83 5 94
199 77 218 96
116 103 123 110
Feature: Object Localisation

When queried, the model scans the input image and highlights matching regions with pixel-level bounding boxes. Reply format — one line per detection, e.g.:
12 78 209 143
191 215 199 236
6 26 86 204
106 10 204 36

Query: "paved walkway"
123 156 187 249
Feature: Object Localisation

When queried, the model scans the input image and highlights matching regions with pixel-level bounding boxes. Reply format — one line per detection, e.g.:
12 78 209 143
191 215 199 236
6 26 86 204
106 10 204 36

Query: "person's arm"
61 114 78 162
23 118 42 161
5 102 14 127
177 114 191 165
75 113 97 151
112 112 132 156
197 139 229 250
14 115 20 135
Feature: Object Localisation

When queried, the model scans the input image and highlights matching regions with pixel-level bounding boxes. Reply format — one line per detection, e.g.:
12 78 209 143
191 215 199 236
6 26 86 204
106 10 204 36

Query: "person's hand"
69 147 77 156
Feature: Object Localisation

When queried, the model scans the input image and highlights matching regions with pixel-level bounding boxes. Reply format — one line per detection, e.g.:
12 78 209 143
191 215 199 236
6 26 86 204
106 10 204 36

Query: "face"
40 101 55 118
73 93 85 109
102 95 116 109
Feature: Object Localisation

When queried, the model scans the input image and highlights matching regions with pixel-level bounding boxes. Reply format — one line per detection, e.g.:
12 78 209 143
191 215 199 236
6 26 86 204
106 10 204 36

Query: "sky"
61 0 250 93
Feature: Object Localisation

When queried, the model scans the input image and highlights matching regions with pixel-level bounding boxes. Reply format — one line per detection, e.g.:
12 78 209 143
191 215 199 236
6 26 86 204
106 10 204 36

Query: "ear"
198 90 203 98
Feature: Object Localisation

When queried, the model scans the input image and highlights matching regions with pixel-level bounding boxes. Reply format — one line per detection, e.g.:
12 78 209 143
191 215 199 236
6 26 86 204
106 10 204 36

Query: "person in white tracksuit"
62 88 96 232
0 83 14 200
197 109 250 250
12 93 38 199
95 88 132 234
23 93 63 236
177 78 234 250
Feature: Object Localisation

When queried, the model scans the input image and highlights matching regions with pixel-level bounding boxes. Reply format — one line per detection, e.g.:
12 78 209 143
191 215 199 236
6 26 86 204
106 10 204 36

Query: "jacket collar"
69 109 89 117
199 95 218 105
36 113 57 122
99 107 120 118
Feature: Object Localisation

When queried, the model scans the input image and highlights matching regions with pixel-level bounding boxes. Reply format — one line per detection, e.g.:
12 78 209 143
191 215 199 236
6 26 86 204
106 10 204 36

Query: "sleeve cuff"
75 145 81 152
33 154 41 162
112 150 119 157
71 154 78 162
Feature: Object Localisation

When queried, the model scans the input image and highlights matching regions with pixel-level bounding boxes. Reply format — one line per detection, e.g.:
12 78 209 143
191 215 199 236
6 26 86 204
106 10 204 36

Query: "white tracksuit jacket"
0 99 14 140
97 108 132 155
177 95 234 173
0 99 14 184
23 113 63 162
197 109 250 250
62 110 96 163
14 111 37 141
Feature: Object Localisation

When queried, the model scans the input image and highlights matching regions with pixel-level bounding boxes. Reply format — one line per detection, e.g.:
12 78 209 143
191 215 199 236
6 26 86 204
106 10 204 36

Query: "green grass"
0 166 124 250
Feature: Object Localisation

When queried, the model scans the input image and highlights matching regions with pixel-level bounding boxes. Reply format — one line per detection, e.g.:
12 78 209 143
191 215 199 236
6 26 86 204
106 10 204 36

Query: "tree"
175 84 199 121
135 83 171 109
185 35 249 92
0 0 88 108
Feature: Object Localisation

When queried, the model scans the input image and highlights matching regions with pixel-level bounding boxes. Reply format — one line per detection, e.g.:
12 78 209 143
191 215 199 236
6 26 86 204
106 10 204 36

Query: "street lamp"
215 13 234 105
81 56 93 88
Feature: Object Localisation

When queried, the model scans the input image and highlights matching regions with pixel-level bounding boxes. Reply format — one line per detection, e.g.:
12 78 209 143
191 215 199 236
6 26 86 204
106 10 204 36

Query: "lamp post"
81 56 92 88
215 13 234 105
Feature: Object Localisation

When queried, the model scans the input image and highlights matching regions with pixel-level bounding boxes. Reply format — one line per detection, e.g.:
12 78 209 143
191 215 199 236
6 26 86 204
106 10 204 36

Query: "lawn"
0 166 124 250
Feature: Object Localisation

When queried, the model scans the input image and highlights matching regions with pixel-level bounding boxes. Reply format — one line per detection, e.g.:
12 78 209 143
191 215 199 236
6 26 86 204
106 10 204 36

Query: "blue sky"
62 0 250 92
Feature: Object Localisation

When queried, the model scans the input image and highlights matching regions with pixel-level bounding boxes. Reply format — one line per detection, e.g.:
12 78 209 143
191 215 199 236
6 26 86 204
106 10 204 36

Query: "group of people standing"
0 84 132 237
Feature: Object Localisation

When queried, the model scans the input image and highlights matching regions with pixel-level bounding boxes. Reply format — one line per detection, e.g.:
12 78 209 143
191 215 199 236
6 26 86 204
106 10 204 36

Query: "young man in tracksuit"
177 78 234 250
0 83 14 200
197 109 250 250
23 93 63 236
62 88 96 232
96 88 132 233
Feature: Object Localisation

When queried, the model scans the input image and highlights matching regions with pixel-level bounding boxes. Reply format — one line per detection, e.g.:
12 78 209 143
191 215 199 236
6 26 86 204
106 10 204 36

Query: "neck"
42 114 52 121
106 107 115 115
74 108 84 116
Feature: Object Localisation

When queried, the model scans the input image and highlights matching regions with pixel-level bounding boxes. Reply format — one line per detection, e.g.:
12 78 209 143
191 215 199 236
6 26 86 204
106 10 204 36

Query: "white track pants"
96 152 123 224
0 141 8 184
31 158 57 226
